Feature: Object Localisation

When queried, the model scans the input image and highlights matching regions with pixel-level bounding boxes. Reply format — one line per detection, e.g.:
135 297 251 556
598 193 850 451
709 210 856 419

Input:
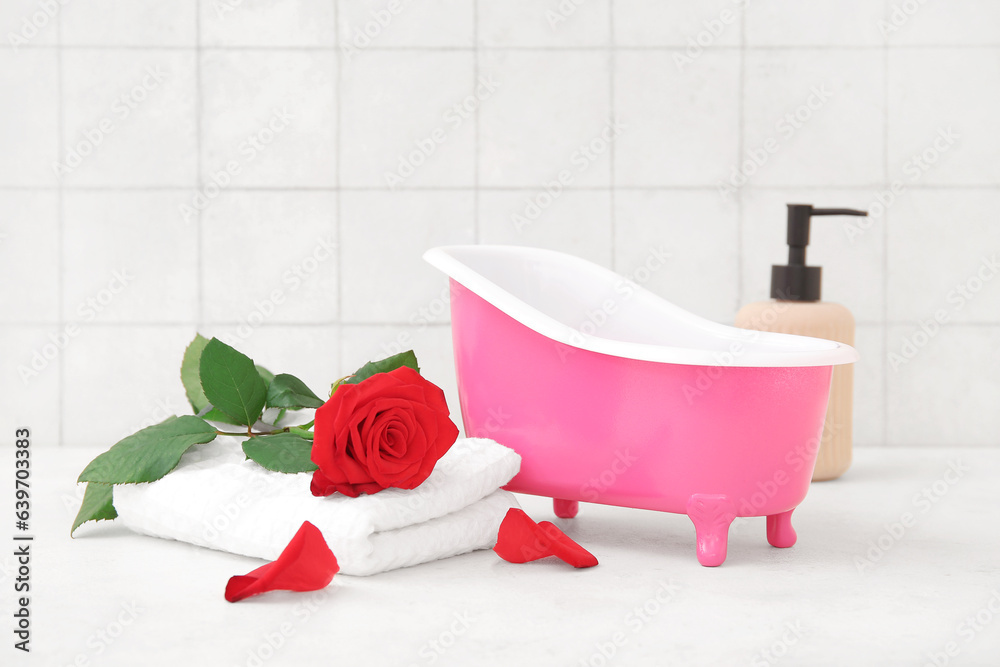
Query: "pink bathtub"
424 245 858 566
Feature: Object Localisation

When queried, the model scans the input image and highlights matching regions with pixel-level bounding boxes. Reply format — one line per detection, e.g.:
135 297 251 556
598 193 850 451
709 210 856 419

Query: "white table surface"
4 446 999 666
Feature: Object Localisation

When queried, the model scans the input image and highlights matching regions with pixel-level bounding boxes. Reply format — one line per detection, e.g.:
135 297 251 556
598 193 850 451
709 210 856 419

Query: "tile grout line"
16 44 1000 52
4 184 999 192
472 0 480 244
608 0 616 270
195 3 204 331
16 318 997 328
735 5 747 311
334 0 343 374
882 0 891 447
56 11 65 447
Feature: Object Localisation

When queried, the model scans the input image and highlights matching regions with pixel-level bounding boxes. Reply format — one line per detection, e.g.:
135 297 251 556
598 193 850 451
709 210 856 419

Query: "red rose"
310 366 459 498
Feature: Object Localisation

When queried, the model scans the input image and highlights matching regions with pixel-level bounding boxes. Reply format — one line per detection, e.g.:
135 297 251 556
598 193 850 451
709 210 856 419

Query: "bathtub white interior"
424 245 859 368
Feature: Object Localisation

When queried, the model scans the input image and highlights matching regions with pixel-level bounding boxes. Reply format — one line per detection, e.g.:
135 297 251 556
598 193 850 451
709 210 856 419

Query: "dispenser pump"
770 204 868 302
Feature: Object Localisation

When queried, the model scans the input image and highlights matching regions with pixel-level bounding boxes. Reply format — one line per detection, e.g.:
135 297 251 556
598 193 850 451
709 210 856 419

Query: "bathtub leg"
553 499 579 519
766 509 797 548
686 494 737 567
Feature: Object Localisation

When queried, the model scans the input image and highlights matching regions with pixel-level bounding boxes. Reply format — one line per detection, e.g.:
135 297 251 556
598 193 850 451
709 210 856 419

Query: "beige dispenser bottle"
735 204 867 481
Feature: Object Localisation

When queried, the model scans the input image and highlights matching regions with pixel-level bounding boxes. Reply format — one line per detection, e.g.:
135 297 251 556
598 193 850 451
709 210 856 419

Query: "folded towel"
114 437 522 576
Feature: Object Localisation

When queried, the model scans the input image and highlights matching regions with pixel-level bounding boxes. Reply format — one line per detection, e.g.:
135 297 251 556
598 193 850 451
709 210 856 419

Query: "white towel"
113 437 521 576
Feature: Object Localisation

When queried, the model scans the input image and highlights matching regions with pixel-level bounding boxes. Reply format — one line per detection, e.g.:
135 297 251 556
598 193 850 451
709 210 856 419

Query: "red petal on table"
537 521 599 568
493 508 598 568
225 521 339 602
493 507 548 563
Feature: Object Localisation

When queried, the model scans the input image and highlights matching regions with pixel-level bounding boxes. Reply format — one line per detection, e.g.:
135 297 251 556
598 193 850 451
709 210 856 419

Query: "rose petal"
367 411 426 486
358 376 424 404
329 419 375 486
225 521 339 602
493 508 598 568
310 468 349 497
382 423 408 459
310 468 383 498
311 392 359 471
345 418 369 466
492 508 548 563
378 411 415 459
537 522 599 568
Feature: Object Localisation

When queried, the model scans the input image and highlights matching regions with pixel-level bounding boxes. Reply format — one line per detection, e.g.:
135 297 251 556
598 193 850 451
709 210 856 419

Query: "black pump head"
771 204 868 302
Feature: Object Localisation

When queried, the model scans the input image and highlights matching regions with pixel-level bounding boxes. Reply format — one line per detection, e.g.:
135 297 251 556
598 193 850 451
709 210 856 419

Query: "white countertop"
5 446 1000 666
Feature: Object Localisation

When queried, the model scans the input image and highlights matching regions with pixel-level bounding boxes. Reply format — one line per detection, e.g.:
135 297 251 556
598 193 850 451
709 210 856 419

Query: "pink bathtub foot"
686 494 737 567
766 509 797 548
553 499 579 519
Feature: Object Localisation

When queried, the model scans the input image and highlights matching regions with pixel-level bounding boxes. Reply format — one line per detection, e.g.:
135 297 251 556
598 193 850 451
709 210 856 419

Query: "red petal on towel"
493 508 598 568
225 521 339 602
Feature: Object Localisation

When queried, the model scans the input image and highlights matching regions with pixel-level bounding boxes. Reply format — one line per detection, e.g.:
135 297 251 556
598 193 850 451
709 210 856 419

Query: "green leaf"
256 365 275 388
71 483 118 536
185 342 269 426
78 415 218 484
266 373 325 410
343 350 420 386
242 433 318 473
181 333 210 413
256 366 280 423
199 338 267 426
201 407 244 425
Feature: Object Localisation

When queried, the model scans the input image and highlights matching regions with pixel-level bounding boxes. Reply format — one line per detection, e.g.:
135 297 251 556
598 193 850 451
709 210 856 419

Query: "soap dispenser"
735 204 867 481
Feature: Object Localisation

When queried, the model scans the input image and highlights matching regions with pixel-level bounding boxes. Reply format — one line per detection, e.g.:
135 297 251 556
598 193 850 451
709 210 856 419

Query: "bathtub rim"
425 244 859 368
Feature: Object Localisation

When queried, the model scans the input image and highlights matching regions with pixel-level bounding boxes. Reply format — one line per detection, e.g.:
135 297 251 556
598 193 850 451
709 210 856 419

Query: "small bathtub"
424 245 858 566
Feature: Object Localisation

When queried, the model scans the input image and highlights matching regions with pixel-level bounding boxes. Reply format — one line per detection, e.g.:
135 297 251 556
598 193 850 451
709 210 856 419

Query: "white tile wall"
339 0 474 48
0 192 60 323
614 51 741 187
744 0 885 47
886 189 1000 324
854 324 885 447
479 0 609 47
1 1 59 47
61 1 198 47
0 49 59 187
61 49 198 187
478 50 611 187
340 50 476 188
886 325 1000 447
2 1 998 449
742 49 885 187
201 49 337 187
884 1 1000 47
202 0 335 48
479 190 613 266
201 191 338 323
0 327 62 447
340 190 475 322
614 190 739 323
887 48 1000 185
62 192 201 323
61 325 197 447
614 0 741 47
